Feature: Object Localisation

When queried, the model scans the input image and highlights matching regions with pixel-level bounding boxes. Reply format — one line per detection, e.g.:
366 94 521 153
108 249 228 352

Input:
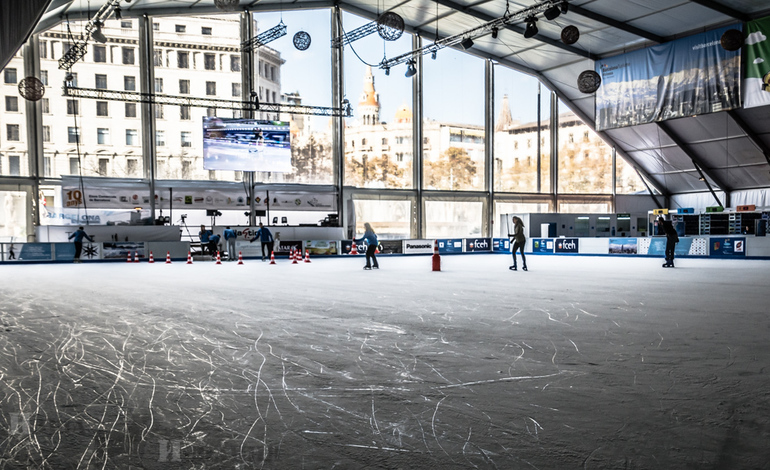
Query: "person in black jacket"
658 216 679 268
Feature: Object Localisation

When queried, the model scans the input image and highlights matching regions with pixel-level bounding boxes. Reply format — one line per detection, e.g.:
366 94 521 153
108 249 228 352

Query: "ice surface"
1 254 769 468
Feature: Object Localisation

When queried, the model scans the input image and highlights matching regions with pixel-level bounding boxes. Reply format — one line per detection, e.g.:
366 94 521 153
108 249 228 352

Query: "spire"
358 66 380 125
495 94 514 132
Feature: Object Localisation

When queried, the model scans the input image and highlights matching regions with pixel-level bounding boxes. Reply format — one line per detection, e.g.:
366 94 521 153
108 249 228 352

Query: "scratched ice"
1 255 769 469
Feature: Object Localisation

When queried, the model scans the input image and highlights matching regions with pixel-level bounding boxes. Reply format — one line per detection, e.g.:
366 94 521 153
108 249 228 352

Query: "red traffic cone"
165 251 172 264
134 251 140 263
216 251 222 265
291 248 298 264
127 252 132 263
148 251 155 263
304 250 311 263
269 251 276 265
432 239 441 272
237 251 244 265
350 240 359 255
186 251 193 264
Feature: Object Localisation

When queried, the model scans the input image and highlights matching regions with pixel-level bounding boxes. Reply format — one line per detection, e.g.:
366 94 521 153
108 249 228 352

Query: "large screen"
203 117 292 172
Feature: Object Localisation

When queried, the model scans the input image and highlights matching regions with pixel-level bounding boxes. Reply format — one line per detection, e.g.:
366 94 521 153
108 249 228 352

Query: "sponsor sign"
647 238 694 257
710 237 746 257
305 240 339 256
744 15 770 109
464 238 492 252
273 240 302 256
531 238 554 253
378 240 403 255
609 238 638 255
17 243 53 261
102 242 145 260
438 239 464 254
493 238 511 252
403 240 435 254
554 238 579 253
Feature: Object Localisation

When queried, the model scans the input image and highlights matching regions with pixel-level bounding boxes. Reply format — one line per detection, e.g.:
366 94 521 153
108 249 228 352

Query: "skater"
68 226 94 263
658 216 679 267
356 222 379 270
508 216 527 271
249 223 274 261
223 226 238 261
199 225 213 256
208 233 222 258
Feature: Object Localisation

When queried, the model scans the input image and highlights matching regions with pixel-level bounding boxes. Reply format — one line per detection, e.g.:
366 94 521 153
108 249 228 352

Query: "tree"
425 147 478 190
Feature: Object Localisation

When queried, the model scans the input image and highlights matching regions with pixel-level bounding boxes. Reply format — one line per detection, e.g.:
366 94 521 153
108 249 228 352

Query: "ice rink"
1 253 769 469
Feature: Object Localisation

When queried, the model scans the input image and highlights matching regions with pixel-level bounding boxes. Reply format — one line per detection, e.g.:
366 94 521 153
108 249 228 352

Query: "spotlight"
523 16 538 39
544 5 561 20
405 60 417 78
560 0 569 14
115 6 122 19
91 20 107 44
431 49 437 60
385 67 390 76
460 37 474 50
491 26 499 39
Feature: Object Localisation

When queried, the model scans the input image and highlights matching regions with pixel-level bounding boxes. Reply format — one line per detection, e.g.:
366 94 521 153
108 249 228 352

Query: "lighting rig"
331 12 404 47
379 0 568 73
241 22 287 52
58 0 123 71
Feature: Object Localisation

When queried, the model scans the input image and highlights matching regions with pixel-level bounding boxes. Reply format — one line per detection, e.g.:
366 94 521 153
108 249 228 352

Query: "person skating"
68 226 94 263
355 222 379 270
249 223 274 261
658 216 679 267
508 216 527 271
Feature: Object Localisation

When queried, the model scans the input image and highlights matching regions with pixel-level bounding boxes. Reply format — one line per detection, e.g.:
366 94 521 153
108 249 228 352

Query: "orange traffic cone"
216 251 222 265
134 251 140 263
127 252 132 263
304 250 311 263
237 251 244 265
350 240 359 255
186 251 193 264
148 251 155 263
432 239 441 272
269 251 276 265
165 251 172 264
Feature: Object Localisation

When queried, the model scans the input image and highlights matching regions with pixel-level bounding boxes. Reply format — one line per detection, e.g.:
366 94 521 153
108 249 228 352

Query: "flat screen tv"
203 117 292 172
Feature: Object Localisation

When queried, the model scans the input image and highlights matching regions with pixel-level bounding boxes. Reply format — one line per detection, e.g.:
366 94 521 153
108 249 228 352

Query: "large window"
557 100 612 194
425 200 483 238
353 198 412 239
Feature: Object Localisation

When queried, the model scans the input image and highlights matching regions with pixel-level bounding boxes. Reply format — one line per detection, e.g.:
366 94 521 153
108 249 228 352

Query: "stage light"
385 67 390 76
91 21 107 44
460 37 474 50
431 50 437 60
523 17 538 39
560 0 569 14
115 6 122 19
405 60 417 77
491 27 499 39
544 5 560 20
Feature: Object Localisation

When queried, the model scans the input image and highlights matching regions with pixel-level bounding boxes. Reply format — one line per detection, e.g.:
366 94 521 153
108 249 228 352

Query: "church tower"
495 94 515 132
358 66 380 126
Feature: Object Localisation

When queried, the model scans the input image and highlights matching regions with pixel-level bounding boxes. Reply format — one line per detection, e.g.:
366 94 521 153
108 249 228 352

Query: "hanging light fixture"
523 17 538 39
560 0 569 14
544 5 561 20
405 59 417 77
384 67 390 76
91 20 108 44
114 6 122 20
460 37 474 50
491 26 499 39
431 50 437 60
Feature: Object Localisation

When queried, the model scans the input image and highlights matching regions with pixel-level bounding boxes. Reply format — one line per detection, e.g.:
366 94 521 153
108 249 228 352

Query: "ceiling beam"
568 4 666 44
727 110 770 167
687 0 750 22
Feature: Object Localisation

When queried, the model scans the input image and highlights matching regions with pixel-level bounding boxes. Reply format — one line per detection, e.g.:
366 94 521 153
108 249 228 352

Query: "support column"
412 35 423 239
23 35 43 235
550 91 558 211
484 59 494 238
331 7 345 229
138 15 157 221
241 11 257 226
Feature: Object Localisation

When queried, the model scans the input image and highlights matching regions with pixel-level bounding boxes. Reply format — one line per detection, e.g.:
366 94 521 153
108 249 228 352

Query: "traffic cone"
148 251 155 263
304 250 311 263
134 251 140 263
296 248 303 262
237 251 244 265
186 251 193 264
127 252 131 263
432 239 441 272
292 248 298 264
165 251 172 264
269 251 276 265
350 240 359 255
216 251 222 265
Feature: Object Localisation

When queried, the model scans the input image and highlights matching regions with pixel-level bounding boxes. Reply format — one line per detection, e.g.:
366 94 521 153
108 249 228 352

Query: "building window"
156 130 165 147
93 45 106 62
232 83 241 97
5 96 19 112
182 160 191 179
175 24 186 33
127 159 138 175
179 79 190 94
568 133 574 143
154 104 164 119
122 47 135 65
42 98 49 113
121 20 133 29
177 51 189 69
230 55 240 72
126 129 138 146
6 124 20 141
67 127 79 144
180 105 190 120
153 22 160 31
8 155 21 176
40 70 48 86
124 75 136 91
154 77 163 93
125 102 136 118
181 131 192 147
44 157 51 177
584 131 590 142
66 72 78 87
98 158 109 176
39 40 48 59
43 126 51 142
95 74 108 89
97 128 110 145
96 101 109 116
67 99 79 115
204 53 216 70
382 138 388 145
205 81 216 96
202 26 212 35
361 138 367 146
4 68 17 84
69 158 79 175
153 49 162 67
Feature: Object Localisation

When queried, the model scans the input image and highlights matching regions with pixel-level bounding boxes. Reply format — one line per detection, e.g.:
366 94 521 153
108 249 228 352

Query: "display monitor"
203 117 292 172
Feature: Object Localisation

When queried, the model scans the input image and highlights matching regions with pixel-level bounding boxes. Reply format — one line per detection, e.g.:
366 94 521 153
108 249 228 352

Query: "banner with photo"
596 25 741 131
609 238 638 255
744 16 770 108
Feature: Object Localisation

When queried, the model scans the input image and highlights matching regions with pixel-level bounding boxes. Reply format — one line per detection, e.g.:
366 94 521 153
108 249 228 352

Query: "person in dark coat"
68 226 94 263
658 216 679 267
508 216 528 271
249 223 274 261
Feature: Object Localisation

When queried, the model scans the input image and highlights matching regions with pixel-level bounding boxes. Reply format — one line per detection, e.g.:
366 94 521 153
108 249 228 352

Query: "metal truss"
58 0 122 70
63 85 353 117
241 23 287 52
331 21 378 47
379 0 566 70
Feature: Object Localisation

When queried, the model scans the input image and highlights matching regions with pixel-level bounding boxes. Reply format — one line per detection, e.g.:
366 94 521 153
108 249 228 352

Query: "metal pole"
138 14 157 221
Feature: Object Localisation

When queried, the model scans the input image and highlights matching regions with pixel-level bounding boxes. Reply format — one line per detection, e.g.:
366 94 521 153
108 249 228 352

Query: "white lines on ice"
436 372 570 389
657 332 664 349
431 396 450 457
567 339 579 353
578 308 597 318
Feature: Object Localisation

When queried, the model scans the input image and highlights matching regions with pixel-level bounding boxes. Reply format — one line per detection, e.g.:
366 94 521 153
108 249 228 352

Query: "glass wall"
424 200 483 238
0 190 27 242
342 11 413 189
422 48 485 191
493 65 551 193
1 57 30 177
557 100 613 194
616 155 648 194
353 198 412 239
494 201 550 237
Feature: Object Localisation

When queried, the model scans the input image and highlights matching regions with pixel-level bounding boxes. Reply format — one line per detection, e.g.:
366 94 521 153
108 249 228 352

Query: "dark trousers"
365 244 378 268
665 239 677 264
74 241 83 259
512 241 526 268
262 241 274 259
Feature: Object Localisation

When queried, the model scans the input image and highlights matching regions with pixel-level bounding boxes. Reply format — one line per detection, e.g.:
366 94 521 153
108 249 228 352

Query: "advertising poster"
438 239 464 254
203 118 291 172
554 238 579 253
273 240 302 256
609 238 638 254
378 240 403 255
493 238 511 252
744 16 770 109
596 25 741 130
403 240 435 254
647 238 693 257
16 244 53 261
102 242 145 260
531 239 554 253
305 240 339 256
52 242 100 261
710 237 746 257
464 238 492 252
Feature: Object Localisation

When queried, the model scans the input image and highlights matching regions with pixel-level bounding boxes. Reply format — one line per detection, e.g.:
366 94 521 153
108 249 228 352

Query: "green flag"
744 15 770 108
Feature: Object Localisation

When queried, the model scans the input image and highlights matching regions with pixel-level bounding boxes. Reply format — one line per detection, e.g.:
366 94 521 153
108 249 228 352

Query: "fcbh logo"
471 239 488 249
558 240 576 250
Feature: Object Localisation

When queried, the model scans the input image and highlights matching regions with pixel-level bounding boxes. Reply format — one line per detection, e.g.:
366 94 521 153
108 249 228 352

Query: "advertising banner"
16 244 53 261
745 16 770 109
378 240 403 255
646 238 694 257
493 238 511 252
710 237 746 257
102 242 145 260
403 240 435 254
304 240 339 256
596 25 741 130
438 239 464 254
554 238 579 253
464 238 492 252
609 238 638 255
273 240 303 256
531 239 554 253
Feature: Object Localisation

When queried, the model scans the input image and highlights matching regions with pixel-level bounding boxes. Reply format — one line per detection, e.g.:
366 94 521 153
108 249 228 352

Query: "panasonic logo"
406 243 432 249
